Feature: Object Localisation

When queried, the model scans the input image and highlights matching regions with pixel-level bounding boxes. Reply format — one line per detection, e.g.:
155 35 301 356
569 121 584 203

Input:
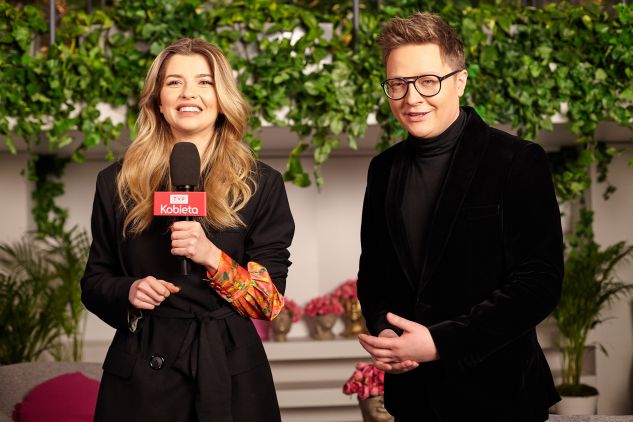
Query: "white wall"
0 153 32 241
589 147 633 414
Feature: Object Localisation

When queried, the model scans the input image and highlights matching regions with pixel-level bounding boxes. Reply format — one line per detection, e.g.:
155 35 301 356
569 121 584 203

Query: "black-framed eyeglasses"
381 69 463 100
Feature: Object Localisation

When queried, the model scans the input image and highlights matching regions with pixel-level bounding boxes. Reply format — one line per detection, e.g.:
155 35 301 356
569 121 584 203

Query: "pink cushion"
13 372 99 422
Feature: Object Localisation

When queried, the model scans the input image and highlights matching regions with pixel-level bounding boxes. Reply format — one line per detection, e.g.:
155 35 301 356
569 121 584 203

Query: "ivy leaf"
72 148 87 163
331 63 350 82
300 10 318 31
312 47 328 63
83 132 100 147
4 134 16 155
11 25 32 52
330 118 343 134
581 14 593 31
594 68 607 82
480 46 498 69
56 135 73 149
347 135 358 151
273 73 290 84
536 45 552 61
149 42 164 56
284 153 310 187
31 93 50 104
303 81 320 96
621 87 633 102
289 142 308 157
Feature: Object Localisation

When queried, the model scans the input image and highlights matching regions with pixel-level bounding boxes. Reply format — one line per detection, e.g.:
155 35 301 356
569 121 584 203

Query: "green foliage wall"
1 1 632 235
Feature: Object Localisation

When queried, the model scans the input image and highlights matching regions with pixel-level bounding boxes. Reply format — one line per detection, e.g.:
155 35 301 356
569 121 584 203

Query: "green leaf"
594 68 607 82
330 118 343 134
11 26 32 52
273 73 290 84
303 80 320 96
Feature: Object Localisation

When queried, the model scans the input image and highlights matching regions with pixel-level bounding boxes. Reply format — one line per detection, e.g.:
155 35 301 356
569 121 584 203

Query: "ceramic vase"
311 313 338 340
340 298 367 337
270 310 292 342
358 395 394 422
551 394 598 415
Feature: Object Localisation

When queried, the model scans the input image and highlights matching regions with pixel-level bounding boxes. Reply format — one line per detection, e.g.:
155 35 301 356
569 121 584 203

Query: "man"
357 12 563 422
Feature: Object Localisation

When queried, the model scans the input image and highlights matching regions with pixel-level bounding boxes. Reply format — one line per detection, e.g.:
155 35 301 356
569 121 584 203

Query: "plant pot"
270 311 292 342
551 394 598 415
340 298 367 338
310 313 338 340
358 395 394 422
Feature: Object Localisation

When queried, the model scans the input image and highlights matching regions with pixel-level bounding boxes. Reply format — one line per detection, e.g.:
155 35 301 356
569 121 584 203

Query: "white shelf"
263 337 368 361
261 337 367 421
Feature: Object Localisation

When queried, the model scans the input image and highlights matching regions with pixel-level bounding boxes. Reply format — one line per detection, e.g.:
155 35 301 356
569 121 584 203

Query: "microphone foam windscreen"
169 142 201 187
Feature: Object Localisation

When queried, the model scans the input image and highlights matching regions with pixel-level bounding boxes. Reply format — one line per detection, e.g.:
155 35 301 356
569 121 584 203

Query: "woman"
81 38 294 422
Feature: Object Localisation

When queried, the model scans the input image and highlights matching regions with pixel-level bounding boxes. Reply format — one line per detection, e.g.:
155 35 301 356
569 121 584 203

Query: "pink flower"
331 279 358 301
282 298 303 322
304 294 344 316
342 362 386 398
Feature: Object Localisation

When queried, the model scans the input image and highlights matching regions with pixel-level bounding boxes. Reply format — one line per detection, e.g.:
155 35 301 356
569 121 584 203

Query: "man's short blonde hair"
378 12 465 70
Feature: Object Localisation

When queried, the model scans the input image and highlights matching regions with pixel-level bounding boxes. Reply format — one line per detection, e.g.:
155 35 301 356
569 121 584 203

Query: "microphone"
170 141 200 195
153 142 206 275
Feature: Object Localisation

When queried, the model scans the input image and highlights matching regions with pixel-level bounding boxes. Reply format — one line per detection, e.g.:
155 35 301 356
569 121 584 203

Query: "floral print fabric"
207 251 284 320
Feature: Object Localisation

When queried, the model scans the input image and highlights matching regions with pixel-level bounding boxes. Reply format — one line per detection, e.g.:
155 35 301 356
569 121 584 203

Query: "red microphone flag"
153 192 207 217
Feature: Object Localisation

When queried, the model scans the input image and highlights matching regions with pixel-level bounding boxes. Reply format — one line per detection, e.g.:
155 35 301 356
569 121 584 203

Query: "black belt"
151 306 237 422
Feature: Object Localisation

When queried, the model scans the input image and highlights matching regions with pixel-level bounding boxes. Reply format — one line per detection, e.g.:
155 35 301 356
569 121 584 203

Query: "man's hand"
128 276 180 310
358 312 439 374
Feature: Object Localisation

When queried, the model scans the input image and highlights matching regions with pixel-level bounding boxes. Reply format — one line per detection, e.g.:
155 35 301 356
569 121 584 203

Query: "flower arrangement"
343 362 385 400
331 279 366 337
282 298 304 322
304 294 344 316
331 279 358 301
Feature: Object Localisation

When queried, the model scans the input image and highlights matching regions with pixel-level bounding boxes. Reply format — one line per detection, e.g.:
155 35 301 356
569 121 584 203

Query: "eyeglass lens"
384 75 441 100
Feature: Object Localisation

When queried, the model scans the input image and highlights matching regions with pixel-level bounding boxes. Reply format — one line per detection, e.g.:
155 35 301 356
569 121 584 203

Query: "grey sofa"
0 361 102 422
549 417 633 422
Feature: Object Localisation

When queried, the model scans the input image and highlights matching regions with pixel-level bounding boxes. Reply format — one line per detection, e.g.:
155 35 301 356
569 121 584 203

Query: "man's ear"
456 69 468 97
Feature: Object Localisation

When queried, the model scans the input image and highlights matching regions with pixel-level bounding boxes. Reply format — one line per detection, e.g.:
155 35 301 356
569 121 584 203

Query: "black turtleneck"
401 107 467 277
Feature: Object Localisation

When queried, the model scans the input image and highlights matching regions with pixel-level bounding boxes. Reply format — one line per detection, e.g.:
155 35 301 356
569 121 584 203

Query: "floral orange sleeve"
206 251 284 320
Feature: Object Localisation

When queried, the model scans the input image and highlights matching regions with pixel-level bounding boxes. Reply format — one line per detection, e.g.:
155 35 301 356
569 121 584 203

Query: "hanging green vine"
1 1 632 234
30 154 71 237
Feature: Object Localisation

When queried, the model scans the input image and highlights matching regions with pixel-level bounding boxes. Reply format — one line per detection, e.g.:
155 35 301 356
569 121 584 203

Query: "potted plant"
343 362 393 422
0 228 90 364
551 209 633 414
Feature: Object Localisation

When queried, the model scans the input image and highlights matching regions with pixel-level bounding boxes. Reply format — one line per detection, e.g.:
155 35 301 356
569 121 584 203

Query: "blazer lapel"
418 110 490 294
385 146 418 291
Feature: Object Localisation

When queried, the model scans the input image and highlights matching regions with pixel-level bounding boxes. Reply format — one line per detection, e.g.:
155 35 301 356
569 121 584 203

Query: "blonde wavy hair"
117 38 255 236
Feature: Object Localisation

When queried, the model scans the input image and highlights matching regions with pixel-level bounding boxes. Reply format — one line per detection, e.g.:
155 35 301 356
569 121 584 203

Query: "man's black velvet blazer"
357 107 564 421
